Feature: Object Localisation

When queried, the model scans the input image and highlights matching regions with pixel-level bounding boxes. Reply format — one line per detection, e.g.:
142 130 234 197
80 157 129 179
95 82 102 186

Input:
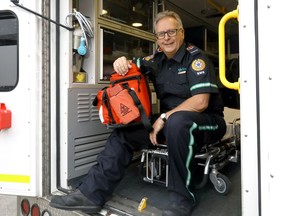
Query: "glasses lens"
156 29 179 39
167 29 177 36
157 32 165 39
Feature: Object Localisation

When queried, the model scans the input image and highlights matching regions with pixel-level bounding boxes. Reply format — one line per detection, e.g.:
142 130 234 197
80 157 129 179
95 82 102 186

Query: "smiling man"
50 10 226 216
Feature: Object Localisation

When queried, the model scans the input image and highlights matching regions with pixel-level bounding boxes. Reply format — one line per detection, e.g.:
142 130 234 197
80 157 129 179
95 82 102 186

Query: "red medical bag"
93 63 152 131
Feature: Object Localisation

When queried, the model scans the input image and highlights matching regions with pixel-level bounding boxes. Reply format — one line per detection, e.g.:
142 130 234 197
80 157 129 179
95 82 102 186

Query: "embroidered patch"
191 59 206 71
177 67 187 74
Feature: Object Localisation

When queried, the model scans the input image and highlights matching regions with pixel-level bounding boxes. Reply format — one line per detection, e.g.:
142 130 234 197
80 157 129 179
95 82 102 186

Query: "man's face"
155 17 184 59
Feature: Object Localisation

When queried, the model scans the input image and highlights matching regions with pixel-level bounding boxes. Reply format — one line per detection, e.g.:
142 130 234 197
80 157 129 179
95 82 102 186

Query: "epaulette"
186 45 201 56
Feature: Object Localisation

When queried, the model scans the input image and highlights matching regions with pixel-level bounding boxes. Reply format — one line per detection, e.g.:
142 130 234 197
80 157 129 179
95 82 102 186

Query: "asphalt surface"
0 195 18 216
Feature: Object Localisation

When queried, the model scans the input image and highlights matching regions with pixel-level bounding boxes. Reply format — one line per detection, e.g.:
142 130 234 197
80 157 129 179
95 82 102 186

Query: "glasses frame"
155 28 181 39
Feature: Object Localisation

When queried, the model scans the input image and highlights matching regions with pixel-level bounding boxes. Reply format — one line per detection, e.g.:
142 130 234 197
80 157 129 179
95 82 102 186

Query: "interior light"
102 9 108 15
132 22 143 27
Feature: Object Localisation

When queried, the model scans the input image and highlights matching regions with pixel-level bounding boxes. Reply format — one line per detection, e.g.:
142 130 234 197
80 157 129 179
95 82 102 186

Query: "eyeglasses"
155 29 181 39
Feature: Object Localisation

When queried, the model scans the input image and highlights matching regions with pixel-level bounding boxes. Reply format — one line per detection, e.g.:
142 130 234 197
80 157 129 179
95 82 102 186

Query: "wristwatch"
160 113 167 123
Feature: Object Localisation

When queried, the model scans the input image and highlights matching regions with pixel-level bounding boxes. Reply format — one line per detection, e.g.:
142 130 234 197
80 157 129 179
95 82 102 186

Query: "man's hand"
113 56 132 76
149 117 165 145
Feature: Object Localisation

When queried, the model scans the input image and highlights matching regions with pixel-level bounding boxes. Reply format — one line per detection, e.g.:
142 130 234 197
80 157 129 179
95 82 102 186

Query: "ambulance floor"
113 160 241 216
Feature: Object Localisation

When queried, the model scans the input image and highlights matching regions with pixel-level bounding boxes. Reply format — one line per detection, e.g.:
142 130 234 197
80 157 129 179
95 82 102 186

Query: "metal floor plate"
112 161 241 216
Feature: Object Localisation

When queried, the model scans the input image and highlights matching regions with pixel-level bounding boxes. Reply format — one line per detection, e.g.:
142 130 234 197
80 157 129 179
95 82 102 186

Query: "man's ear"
181 28 185 35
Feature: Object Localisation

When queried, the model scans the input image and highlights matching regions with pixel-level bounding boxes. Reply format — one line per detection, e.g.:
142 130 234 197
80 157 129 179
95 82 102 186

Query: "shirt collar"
158 43 186 63
173 43 186 63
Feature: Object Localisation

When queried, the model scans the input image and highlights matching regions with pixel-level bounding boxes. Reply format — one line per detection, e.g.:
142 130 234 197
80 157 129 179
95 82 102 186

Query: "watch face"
161 113 166 121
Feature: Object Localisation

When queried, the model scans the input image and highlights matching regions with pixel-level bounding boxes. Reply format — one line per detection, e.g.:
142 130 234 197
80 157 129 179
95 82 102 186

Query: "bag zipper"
111 75 141 92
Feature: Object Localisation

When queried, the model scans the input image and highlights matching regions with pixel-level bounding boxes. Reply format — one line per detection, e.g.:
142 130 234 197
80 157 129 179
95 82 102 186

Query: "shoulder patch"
143 55 154 61
191 58 206 72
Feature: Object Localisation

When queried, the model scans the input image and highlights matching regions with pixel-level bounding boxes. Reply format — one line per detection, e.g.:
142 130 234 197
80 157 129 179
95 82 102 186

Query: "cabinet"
74 0 156 85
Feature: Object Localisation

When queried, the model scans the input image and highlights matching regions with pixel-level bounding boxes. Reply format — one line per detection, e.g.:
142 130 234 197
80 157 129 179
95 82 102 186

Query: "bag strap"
102 88 116 124
126 87 153 132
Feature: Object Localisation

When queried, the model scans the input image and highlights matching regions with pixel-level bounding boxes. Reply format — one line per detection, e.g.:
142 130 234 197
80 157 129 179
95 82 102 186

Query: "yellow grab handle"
218 7 240 92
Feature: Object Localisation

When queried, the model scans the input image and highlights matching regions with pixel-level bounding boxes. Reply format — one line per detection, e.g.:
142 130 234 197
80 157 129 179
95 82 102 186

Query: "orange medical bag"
93 63 152 131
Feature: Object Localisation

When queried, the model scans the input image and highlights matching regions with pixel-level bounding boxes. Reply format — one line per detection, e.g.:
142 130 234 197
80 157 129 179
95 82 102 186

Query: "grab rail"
218 7 240 92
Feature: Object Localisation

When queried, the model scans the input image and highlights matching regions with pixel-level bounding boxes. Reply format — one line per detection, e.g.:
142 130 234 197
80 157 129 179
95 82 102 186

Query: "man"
50 10 226 216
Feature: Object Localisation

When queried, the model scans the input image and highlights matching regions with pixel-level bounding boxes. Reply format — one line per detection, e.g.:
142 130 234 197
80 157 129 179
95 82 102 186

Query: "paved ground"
0 194 17 216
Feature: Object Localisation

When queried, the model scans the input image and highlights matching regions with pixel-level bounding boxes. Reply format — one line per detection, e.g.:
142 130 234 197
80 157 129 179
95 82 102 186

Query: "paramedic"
50 10 226 216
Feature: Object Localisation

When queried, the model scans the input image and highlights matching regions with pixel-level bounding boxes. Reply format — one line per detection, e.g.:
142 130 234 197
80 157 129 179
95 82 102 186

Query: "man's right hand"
113 56 132 76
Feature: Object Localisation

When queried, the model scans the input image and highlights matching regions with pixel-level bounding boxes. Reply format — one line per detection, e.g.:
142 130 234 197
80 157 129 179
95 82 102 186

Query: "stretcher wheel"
213 174 231 195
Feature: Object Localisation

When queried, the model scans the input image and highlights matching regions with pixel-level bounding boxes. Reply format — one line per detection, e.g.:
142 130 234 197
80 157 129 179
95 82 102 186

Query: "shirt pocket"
167 73 190 97
175 73 188 84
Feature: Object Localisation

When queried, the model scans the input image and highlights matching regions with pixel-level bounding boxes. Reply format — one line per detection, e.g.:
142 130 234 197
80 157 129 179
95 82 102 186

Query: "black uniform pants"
78 111 226 206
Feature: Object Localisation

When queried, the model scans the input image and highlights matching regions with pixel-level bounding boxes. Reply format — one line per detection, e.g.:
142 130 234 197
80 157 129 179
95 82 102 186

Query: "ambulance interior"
65 0 240 215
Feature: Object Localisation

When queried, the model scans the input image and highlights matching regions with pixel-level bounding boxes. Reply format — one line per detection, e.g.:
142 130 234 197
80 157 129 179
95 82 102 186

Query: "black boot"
162 202 195 216
162 192 196 216
50 189 102 213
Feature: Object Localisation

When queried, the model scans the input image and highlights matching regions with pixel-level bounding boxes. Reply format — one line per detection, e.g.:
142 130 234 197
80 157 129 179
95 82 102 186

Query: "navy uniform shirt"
138 43 224 116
